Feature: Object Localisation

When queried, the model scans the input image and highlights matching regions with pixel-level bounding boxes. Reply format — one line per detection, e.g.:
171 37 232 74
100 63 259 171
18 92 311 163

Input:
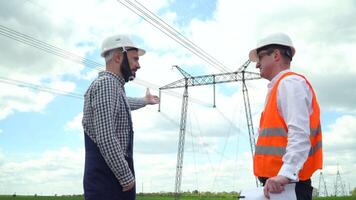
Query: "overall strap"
122 95 134 158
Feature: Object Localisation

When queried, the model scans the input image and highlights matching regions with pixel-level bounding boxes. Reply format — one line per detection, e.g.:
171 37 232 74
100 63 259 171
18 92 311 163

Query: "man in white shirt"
249 33 323 200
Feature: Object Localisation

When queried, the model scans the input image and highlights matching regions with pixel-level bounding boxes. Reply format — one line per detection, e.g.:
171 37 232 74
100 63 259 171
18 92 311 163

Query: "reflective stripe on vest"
253 71 323 180
259 125 321 137
255 140 322 156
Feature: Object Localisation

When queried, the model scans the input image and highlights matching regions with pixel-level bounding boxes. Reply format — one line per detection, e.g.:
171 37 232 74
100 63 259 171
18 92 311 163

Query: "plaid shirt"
82 71 146 186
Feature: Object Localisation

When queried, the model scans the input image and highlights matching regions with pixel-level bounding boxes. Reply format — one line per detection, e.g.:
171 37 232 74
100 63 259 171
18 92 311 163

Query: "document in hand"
240 183 296 200
269 183 296 200
240 186 266 200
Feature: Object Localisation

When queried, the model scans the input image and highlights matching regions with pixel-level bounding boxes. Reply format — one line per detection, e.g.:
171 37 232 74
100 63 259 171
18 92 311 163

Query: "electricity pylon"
318 171 328 197
334 164 345 196
158 61 261 199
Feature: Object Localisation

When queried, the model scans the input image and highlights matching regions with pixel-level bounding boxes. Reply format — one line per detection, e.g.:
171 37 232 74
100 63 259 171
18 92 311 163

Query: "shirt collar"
267 69 291 89
99 71 126 86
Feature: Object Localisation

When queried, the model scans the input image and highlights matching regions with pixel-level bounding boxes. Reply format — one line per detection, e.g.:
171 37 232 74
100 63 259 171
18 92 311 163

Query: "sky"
0 0 356 196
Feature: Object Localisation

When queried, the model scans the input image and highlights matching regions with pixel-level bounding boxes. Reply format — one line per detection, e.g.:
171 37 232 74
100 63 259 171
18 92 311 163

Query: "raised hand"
144 88 160 105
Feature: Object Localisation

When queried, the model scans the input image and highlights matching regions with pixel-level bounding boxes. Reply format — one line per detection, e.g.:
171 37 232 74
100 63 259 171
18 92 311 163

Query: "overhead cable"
118 0 231 73
0 24 210 105
0 76 83 99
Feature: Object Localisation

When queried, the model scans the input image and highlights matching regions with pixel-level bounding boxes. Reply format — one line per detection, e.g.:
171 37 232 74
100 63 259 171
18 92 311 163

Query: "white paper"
269 183 296 200
240 187 267 200
240 183 296 200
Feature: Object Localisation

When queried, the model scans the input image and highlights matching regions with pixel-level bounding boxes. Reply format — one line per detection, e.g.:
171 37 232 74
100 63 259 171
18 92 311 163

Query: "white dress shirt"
265 69 313 181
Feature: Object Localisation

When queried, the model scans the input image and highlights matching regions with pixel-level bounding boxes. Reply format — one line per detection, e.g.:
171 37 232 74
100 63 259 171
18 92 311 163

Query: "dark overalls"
84 103 135 200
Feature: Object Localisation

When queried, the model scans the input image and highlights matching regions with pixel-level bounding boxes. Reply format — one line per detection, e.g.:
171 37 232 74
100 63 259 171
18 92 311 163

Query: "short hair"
104 49 116 63
104 47 139 63
257 44 293 61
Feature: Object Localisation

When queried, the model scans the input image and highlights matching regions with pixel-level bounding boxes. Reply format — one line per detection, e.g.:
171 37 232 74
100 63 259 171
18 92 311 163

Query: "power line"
2 1 236 106
118 0 231 73
0 25 104 71
1 2 233 107
0 76 83 100
0 23 213 105
131 0 231 73
119 0 222 71
0 74 215 106
1 6 257 192
25 0 232 73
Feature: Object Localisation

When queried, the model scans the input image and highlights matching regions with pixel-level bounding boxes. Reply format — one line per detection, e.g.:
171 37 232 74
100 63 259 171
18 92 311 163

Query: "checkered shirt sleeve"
127 97 146 111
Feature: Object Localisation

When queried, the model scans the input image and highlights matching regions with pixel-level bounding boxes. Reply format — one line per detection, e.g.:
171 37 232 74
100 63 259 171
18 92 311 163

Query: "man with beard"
82 34 159 200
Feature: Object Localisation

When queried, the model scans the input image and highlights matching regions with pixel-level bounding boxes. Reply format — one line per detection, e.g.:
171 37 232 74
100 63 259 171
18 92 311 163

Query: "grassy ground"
0 195 354 200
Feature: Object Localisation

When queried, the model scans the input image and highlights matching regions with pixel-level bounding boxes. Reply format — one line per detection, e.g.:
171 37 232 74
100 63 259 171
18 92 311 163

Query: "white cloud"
129 0 356 193
318 114 356 194
0 147 84 195
324 115 356 150
0 145 256 195
0 149 4 162
131 79 265 155
0 0 356 195
64 112 83 134
0 79 78 120
133 151 256 193
49 81 77 94
0 83 55 120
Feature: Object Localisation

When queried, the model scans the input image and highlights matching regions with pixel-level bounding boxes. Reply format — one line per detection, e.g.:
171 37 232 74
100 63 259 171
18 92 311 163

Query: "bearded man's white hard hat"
101 34 145 57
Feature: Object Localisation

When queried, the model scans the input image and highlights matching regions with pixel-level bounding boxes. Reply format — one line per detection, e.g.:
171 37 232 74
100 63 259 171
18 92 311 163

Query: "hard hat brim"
100 47 146 57
248 46 295 62
249 49 258 62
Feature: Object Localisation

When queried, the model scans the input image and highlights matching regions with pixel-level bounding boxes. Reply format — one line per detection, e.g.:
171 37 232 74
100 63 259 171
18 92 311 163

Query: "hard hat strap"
121 51 134 82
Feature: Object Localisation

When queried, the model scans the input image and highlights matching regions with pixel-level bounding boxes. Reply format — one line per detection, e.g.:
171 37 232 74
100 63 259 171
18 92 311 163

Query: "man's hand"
263 175 290 199
144 88 159 105
122 180 135 192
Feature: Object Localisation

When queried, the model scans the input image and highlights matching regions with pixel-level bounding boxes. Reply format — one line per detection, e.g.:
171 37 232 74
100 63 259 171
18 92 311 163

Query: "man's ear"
274 49 281 62
113 51 122 64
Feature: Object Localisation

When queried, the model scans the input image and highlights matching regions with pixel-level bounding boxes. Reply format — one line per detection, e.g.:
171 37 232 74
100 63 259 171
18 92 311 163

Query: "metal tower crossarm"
159 70 261 90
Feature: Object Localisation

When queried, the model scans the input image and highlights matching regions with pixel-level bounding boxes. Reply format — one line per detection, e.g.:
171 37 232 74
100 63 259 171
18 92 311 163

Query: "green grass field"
0 195 354 200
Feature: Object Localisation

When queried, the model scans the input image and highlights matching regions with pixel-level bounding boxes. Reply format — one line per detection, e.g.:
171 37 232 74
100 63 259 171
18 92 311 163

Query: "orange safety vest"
253 71 323 180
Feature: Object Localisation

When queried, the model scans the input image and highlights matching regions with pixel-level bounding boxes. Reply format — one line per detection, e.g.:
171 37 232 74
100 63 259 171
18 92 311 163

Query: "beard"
121 51 134 82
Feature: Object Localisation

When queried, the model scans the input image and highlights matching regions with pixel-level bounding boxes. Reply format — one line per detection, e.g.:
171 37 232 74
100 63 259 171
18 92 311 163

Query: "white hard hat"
101 34 145 57
249 33 295 62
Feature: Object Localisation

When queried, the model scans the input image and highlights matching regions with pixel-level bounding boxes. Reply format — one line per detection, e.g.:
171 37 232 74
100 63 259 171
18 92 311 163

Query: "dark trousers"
258 177 313 200
84 133 135 200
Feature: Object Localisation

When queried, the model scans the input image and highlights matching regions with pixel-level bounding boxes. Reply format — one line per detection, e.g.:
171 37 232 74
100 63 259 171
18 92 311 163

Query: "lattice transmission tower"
158 61 261 199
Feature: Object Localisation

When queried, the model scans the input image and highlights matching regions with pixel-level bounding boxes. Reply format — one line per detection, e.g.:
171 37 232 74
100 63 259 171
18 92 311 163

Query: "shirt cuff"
278 163 299 181
120 171 135 187
135 97 147 106
141 97 148 106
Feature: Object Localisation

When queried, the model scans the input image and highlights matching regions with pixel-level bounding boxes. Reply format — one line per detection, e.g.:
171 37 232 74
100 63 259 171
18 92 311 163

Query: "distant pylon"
318 171 328 197
334 164 345 196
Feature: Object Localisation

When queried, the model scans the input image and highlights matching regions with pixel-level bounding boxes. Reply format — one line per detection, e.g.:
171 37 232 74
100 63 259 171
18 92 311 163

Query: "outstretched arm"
127 88 159 110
